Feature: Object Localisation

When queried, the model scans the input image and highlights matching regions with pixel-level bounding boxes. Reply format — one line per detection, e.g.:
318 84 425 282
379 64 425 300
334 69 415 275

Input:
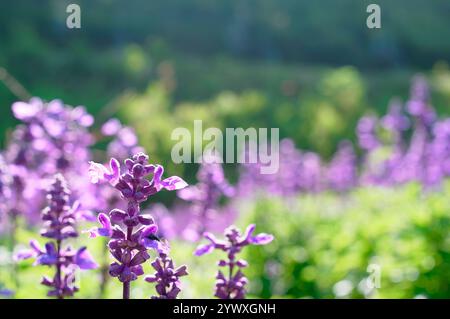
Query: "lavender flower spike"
87 152 187 299
15 174 97 298
195 224 273 299
145 242 188 299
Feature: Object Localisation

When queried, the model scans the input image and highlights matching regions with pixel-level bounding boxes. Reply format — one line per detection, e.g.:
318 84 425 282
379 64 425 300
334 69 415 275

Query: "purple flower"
74 247 98 270
87 152 187 299
382 99 410 134
195 224 273 299
85 213 113 238
145 242 188 299
326 141 357 192
357 116 380 151
238 139 324 196
15 174 97 298
406 75 435 126
88 158 121 185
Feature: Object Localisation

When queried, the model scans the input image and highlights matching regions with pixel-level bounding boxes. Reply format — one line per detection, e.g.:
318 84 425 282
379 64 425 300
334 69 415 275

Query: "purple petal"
12 100 42 121
145 275 157 283
36 243 57 265
98 213 112 230
81 114 94 127
161 176 188 191
29 239 43 253
152 165 164 190
174 265 188 277
44 242 57 256
138 214 154 225
203 232 227 249
177 186 200 201
131 265 144 276
110 209 127 223
109 262 124 277
88 162 109 184
111 226 126 239
75 247 98 270
129 251 150 266
243 224 256 242
167 286 181 299
84 213 112 238
250 233 274 245
119 128 138 147
194 244 214 256
14 249 36 261
236 259 249 267
101 118 122 136
88 159 120 185
204 232 221 245
84 227 100 238
141 238 159 250
105 158 120 184
141 224 158 237
155 241 171 255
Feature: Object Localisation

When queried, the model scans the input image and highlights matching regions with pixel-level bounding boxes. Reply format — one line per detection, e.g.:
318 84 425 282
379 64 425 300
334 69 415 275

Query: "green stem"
99 237 110 298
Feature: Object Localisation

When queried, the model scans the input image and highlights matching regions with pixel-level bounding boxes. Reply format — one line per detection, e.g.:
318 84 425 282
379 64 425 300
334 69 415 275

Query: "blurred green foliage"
240 183 450 298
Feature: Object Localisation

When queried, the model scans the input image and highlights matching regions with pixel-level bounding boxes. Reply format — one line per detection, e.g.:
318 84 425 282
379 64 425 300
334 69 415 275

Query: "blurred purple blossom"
357 116 380 151
101 118 144 160
326 141 357 192
406 75 435 126
4 98 96 223
239 139 324 196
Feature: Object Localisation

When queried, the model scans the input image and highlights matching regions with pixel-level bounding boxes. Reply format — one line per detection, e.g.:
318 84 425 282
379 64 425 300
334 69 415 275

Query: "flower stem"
55 239 63 299
123 281 130 299
122 225 134 299
227 259 235 299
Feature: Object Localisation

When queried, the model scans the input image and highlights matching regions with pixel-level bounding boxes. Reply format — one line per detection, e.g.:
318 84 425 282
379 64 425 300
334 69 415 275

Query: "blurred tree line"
2 0 449 69
1 0 450 160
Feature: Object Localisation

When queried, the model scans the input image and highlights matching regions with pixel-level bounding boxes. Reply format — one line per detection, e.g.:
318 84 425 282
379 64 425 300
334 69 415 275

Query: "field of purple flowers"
1 75 450 299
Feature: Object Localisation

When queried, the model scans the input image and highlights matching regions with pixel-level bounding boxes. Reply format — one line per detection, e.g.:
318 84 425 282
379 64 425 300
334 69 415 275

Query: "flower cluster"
238 139 323 196
16 174 97 298
326 141 357 192
145 242 188 299
87 152 187 298
359 75 448 187
239 75 450 194
3 98 95 222
101 118 144 160
195 224 273 299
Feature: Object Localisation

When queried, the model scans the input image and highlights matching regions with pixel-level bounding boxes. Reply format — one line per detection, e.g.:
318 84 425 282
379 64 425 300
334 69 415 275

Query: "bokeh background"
1 0 450 298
